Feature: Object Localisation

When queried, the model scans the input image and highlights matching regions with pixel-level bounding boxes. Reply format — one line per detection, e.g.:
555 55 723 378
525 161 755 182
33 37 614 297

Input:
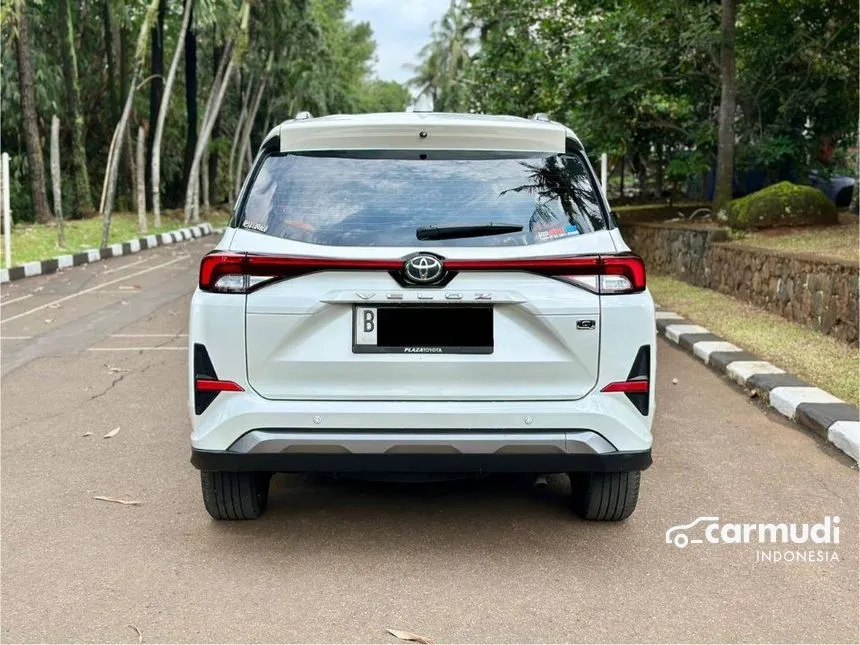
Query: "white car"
189 111 655 521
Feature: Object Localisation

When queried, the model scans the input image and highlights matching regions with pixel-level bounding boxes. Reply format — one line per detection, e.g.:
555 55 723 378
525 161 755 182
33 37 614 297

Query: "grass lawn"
649 275 859 404
728 212 859 263
0 208 232 267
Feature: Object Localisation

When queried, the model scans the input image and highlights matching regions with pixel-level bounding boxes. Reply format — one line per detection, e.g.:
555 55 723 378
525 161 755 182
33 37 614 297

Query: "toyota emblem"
403 254 445 284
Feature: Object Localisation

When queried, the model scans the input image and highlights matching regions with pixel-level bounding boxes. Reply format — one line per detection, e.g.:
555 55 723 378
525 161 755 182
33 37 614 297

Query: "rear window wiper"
416 223 524 241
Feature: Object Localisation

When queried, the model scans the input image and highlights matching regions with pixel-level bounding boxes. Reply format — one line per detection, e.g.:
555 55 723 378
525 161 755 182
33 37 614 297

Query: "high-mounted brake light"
198 252 645 294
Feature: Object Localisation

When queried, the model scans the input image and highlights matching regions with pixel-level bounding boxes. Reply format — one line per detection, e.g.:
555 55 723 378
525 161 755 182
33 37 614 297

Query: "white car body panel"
278 112 567 154
189 112 655 473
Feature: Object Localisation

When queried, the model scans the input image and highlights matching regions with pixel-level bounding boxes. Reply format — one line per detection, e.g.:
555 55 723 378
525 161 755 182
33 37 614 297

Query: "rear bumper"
190 429 652 473
191 448 652 474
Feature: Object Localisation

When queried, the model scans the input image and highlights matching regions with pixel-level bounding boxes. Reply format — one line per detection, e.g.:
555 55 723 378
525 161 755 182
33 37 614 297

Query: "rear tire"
569 470 641 521
200 471 271 520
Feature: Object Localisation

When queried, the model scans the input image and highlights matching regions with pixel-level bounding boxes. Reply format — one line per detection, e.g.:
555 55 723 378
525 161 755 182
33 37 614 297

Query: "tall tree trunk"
243 63 269 151
50 116 65 247
184 0 249 222
119 9 135 203
228 79 251 204
185 43 236 222
152 0 193 227
102 0 120 124
136 126 147 233
15 0 53 223
201 151 210 211
183 0 197 191
261 100 274 141
101 0 161 247
208 40 224 204
146 0 166 211
714 0 737 211
60 0 94 215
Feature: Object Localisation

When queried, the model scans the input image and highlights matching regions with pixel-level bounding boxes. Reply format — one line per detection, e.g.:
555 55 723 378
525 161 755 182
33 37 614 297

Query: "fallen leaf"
386 629 434 645
127 624 143 644
671 378 679 385
103 426 120 438
93 496 142 505
82 432 93 437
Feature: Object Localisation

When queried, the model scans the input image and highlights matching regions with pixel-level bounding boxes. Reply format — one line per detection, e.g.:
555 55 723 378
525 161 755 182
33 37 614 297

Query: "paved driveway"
1 237 857 643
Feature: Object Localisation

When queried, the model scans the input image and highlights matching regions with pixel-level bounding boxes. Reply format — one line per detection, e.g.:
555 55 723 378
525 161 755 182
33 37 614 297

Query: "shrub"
717 181 838 230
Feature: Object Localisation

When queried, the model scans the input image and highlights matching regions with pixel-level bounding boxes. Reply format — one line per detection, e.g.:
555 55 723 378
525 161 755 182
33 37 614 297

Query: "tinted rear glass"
238 152 607 247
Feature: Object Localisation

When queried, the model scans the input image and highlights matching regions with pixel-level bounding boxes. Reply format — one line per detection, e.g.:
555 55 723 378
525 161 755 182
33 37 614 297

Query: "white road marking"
110 333 188 338
0 255 189 325
1 336 32 340
1 294 34 306
87 347 186 351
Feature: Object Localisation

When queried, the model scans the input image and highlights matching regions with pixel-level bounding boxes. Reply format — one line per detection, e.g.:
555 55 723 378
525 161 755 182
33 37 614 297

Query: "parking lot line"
1 294 34 306
0 255 188 325
86 347 186 351
110 333 188 338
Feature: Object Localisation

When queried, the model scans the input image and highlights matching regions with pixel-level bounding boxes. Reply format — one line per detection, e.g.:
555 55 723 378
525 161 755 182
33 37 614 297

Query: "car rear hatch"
213 142 642 402
238 250 604 401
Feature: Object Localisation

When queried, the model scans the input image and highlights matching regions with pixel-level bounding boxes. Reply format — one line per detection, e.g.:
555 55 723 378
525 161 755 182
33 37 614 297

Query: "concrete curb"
0 223 214 284
655 309 860 463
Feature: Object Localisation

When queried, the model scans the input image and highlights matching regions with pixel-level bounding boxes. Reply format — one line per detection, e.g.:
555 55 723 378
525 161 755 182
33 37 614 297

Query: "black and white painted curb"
656 309 860 463
0 223 214 284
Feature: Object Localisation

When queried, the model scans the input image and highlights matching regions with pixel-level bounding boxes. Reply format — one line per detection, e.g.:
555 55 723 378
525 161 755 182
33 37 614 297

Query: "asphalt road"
1 237 857 644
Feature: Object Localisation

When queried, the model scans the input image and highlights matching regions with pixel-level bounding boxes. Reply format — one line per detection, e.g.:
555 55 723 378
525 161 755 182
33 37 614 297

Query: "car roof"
262 112 582 155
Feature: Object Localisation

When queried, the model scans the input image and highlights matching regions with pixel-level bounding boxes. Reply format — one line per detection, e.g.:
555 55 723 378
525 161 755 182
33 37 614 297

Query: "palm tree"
406 0 476 112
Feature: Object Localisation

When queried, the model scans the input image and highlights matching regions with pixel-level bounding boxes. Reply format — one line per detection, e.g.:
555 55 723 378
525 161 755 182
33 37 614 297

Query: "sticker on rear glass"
242 220 268 233
536 224 580 241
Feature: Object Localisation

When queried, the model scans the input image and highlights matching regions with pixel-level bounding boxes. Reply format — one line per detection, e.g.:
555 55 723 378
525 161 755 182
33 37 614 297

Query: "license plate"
353 305 493 354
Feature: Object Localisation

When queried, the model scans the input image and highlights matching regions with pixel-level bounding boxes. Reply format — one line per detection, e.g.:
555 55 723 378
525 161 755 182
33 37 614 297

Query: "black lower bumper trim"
190 449 652 474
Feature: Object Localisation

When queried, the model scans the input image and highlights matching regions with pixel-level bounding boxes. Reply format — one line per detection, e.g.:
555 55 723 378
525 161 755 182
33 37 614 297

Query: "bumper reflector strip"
195 378 244 392
601 380 649 393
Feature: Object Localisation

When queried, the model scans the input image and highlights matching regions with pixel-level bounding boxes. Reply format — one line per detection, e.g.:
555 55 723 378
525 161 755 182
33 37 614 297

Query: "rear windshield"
238 151 608 247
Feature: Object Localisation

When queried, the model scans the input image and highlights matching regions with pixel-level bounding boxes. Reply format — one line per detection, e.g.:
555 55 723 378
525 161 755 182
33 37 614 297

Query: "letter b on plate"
355 307 378 346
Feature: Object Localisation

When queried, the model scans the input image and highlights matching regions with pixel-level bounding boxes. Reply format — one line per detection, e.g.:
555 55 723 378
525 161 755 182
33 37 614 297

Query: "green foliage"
415 0 859 198
3 0 391 221
356 80 410 113
406 0 476 111
718 181 838 230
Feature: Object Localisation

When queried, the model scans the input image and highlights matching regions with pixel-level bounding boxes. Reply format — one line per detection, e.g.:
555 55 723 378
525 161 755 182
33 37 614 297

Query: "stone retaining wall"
620 221 859 344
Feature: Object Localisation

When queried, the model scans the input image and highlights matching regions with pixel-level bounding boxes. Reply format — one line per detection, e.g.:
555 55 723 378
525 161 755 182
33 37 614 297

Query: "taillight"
198 252 645 294
199 252 403 293
548 255 646 295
